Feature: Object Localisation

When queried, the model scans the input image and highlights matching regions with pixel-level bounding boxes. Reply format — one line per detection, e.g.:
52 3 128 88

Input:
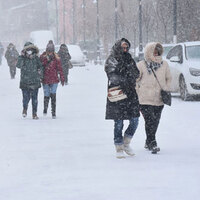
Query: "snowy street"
0 58 200 200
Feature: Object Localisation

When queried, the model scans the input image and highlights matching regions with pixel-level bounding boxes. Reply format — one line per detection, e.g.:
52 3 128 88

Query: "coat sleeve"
56 58 65 83
136 61 143 82
67 53 71 60
16 56 24 69
36 57 44 80
135 61 143 92
5 50 9 60
105 55 124 86
127 58 140 83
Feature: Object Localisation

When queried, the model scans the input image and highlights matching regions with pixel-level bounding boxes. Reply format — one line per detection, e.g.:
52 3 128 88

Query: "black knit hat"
46 41 55 52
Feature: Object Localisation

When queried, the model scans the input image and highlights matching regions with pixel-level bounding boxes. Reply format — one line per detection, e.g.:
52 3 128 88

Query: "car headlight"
189 68 200 76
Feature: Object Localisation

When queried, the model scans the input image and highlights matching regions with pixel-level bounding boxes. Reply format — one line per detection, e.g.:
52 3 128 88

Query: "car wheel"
179 76 190 101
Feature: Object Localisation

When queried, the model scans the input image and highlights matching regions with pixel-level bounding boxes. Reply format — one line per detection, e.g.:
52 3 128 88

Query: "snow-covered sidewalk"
0 59 200 200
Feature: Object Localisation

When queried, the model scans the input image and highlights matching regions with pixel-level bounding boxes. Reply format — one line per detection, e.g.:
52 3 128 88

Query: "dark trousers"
140 105 164 144
9 65 16 79
114 117 139 145
22 89 39 114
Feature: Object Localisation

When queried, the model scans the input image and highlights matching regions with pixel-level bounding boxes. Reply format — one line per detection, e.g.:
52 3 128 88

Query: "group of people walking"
2 37 171 157
105 38 172 157
6 40 72 119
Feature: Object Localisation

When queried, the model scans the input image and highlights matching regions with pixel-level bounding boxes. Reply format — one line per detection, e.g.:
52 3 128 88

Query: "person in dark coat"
5 43 19 79
58 44 72 85
0 41 4 65
40 41 64 119
16 42 43 119
105 38 140 158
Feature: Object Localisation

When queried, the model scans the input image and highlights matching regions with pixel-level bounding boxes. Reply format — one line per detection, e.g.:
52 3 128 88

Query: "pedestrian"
0 41 4 65
5 43 19 79
16 42 43 119
40 41 64 119
105 38 140 159
136 42 172 154
58 44 72 85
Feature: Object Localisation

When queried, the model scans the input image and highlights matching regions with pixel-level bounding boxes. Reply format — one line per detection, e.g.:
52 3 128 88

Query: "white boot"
124 136 135 156
115 144 126 159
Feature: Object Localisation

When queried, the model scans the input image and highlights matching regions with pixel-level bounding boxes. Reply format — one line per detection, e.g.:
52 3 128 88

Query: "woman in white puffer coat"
136 42 172 154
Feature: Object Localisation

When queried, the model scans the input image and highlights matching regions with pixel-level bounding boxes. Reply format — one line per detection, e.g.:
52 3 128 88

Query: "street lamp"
72 0 76 44
93 0 101 65
138 0 143 61
173 0 177 43
115 0 118 41
63 0 66 43
46 0 50 29
55 0 59 44
82 0 86 55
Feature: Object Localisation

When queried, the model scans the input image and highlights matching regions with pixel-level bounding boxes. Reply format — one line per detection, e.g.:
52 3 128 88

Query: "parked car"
55 44 85 67
162 43 176 59
166 41 200 100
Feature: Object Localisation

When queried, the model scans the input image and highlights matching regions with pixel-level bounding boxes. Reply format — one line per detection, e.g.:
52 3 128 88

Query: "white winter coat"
136 42 172 106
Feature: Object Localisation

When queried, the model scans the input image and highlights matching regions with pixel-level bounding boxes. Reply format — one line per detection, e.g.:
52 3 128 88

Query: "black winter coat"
5 47 19 67
58 50 71 73
105 38 140 120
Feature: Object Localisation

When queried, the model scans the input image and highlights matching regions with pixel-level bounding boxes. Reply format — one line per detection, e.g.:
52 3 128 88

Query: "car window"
163 46 174 57
186 45 200 60
166 45 183 63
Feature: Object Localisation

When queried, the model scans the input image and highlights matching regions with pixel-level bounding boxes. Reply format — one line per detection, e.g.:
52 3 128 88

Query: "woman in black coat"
58 44 72 85
105 38 140 158
5 43 19 79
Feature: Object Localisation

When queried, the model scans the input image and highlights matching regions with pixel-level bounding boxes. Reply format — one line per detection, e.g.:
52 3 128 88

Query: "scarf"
145 60 163 74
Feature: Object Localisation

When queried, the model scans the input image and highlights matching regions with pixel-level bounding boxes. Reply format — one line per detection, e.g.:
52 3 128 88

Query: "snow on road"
0 58 200 200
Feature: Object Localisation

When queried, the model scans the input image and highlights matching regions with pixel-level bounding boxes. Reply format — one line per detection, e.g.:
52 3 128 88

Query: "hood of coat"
23 42 39 54
111 38 131 58
58 44 69 55
144 42 163 64
7 43 15 50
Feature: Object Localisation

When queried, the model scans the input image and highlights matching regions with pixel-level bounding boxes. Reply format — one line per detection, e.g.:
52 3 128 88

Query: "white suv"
166 41 200 100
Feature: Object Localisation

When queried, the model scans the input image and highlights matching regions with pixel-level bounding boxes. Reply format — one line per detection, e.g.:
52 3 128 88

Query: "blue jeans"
43 83 58 97
22 89 39 114
114 117 139 145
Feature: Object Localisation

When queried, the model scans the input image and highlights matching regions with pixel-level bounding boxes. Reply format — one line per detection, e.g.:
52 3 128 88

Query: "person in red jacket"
40 41 64 119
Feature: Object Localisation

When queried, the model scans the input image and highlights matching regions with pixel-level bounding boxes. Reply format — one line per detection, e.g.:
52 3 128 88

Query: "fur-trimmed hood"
23 42 39 54
144 42 163 63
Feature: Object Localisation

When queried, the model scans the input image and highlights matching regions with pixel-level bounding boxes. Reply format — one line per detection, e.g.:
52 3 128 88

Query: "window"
186 45 200 60
166 45 183 63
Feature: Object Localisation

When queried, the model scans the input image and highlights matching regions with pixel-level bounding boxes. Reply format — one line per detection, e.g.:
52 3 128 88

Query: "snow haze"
0 57 200 200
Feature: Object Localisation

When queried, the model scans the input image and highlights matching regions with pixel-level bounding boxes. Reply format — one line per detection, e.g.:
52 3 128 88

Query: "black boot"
149 140 160 154
144 140 151 150
43 96 50 115
50 93 56 119
22 108 27 118
32 113 39 120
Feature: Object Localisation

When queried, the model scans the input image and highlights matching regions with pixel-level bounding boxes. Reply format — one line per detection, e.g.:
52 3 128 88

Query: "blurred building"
0 0 49 49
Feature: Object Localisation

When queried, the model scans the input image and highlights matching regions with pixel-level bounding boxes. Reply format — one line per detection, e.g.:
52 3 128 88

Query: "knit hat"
60 44 67 48
46 40 55 52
